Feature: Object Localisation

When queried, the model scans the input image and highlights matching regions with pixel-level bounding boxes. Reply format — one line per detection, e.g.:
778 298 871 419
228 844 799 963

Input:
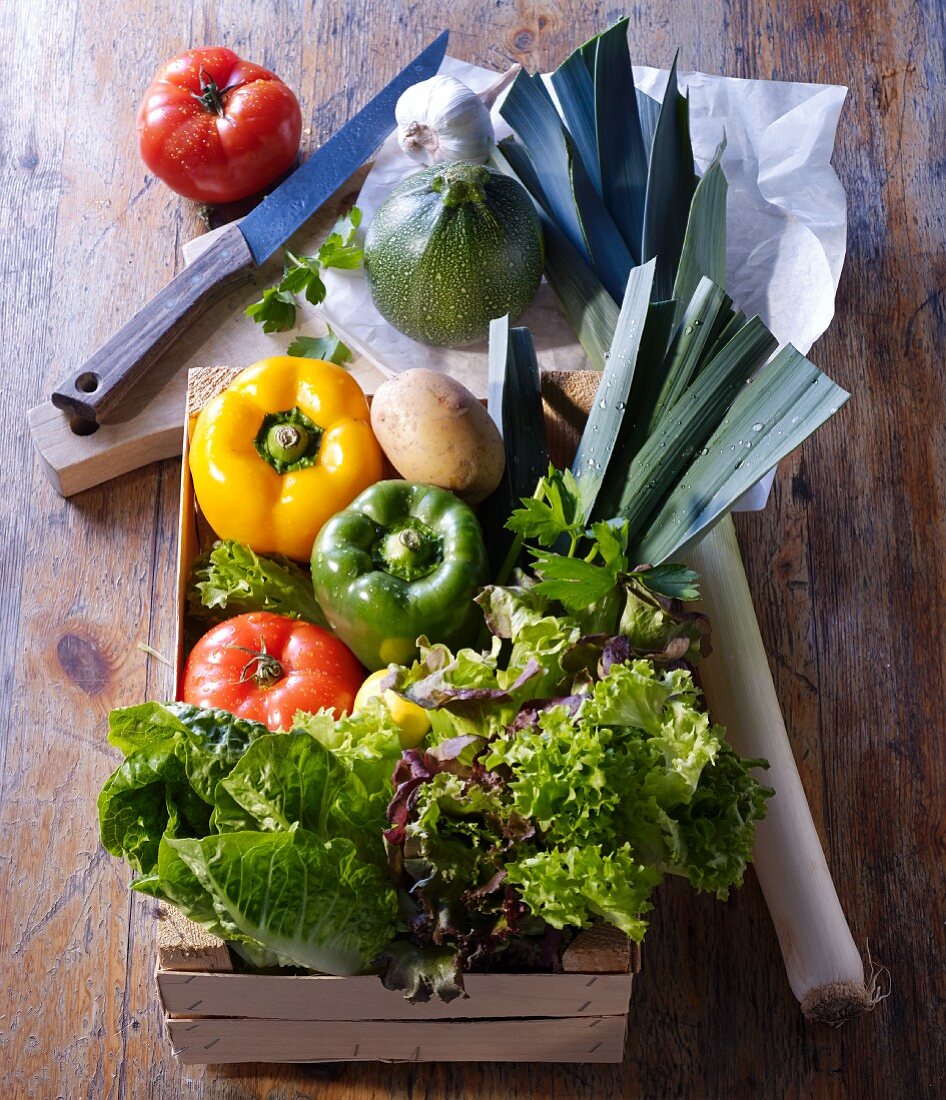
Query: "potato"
370 369 505 504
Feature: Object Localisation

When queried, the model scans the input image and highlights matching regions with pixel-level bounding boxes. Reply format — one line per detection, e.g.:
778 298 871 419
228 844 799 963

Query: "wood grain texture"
50 222 255 422
156 971 634 1023
165 1016 629 1066
2 1 944 1098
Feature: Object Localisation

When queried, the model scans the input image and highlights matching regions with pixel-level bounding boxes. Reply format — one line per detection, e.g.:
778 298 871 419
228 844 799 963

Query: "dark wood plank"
1 0 943 1097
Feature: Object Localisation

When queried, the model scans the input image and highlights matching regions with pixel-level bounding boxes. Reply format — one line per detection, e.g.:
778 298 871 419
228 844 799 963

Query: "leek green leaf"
594 18 647 261
672 138 728 320
636 89 662 158
484 317 549 571
613 299 679 464
633 346 851 562
491 141 619 368
571 153 635 302
540 216 620 368
500 71 590 262
645 278 734 435
492 139 551 217
571 259 656 522
641 55 697 301
598 316 778 524
700 307 748 373
551 53 602 195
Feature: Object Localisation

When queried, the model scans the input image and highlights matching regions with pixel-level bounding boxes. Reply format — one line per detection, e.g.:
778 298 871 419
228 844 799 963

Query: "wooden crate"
162 365 638 1066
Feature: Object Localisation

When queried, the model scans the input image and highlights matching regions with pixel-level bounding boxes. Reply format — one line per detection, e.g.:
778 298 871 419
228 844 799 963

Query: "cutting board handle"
51 222 255 424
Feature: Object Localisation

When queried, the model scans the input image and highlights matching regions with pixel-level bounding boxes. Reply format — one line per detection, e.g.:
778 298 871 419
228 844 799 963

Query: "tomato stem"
193 66 241 117
229 641 284 688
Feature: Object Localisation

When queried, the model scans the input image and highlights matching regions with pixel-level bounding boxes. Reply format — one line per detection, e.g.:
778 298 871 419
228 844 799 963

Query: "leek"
484 317 548 573
641 53 696 301
493 19 874 1023
687 518 881 1024
571 259 655 522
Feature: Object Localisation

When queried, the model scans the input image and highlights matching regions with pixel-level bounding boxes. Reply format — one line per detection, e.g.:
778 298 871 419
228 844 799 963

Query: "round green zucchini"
363 161 544 347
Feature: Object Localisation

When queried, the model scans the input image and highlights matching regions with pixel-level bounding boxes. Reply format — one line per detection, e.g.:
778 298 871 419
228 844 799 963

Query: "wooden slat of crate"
166 1014 627 1065
157 969 634 1021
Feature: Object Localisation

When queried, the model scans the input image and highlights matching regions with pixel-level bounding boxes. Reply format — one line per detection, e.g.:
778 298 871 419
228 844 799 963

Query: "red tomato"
181 612 365 731
137 47 302 203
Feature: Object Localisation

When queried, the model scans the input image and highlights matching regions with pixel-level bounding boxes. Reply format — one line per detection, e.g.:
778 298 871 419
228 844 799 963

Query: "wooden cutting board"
27 167 388 497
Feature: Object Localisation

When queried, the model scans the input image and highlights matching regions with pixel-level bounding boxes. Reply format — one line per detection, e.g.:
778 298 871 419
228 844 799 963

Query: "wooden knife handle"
51 222 255 424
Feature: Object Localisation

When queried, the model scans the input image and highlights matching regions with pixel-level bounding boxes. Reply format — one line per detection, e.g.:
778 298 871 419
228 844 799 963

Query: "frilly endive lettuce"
187 539 326 628
504 845 661 940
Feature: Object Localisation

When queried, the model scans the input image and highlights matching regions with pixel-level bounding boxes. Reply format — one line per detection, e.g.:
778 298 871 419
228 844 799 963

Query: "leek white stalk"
687 516 876 1024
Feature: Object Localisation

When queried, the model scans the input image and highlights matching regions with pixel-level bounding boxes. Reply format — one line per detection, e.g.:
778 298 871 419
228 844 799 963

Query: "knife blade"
51 31 448 425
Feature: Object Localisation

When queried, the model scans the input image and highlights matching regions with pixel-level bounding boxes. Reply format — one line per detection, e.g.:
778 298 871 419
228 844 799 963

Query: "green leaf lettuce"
167 830 397 975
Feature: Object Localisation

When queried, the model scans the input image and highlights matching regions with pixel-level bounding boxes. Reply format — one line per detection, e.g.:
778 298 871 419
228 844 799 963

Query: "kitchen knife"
51 30 448 425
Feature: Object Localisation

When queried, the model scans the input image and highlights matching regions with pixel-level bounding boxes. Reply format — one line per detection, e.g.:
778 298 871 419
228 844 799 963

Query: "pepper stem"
267 423 309 465
254 407 323 474
375 520 443 582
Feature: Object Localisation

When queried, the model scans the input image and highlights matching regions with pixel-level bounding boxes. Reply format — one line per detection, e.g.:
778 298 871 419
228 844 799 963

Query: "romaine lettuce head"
98 702 269 874
213 730 389 869
100 702 402 972
167 830 397 974
165 703 268 804
132 833 223 933
98 745 209 875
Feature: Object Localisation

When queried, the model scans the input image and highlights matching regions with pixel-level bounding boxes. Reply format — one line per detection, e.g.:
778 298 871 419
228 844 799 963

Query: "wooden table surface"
2 1 943 1096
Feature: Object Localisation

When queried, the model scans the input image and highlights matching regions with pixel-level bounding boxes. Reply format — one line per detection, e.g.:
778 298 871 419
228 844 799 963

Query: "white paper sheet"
321 56 847 510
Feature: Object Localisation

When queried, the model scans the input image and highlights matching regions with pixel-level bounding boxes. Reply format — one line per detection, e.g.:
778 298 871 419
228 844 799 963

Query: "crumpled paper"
321 55 847 510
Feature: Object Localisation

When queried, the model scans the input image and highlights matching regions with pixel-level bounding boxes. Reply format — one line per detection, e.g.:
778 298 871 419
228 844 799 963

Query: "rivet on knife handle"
51 223 255 425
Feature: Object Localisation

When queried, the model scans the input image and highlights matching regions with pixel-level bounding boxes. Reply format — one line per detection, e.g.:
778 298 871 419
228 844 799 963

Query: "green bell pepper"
311 481 489 670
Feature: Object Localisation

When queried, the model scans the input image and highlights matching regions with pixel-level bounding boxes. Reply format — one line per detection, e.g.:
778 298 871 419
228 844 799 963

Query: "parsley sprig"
244 208 363 365
505 467 701 612
286 329 353 368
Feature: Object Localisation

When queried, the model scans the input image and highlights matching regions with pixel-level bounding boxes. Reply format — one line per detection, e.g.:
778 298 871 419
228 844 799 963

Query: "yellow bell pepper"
353 669 431 749
189 357 383 561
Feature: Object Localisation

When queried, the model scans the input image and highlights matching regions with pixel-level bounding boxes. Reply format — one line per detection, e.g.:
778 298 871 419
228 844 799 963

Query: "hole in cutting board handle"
75 371 100 393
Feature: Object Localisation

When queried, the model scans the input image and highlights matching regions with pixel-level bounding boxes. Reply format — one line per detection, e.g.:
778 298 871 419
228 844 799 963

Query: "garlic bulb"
395 75 494 165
